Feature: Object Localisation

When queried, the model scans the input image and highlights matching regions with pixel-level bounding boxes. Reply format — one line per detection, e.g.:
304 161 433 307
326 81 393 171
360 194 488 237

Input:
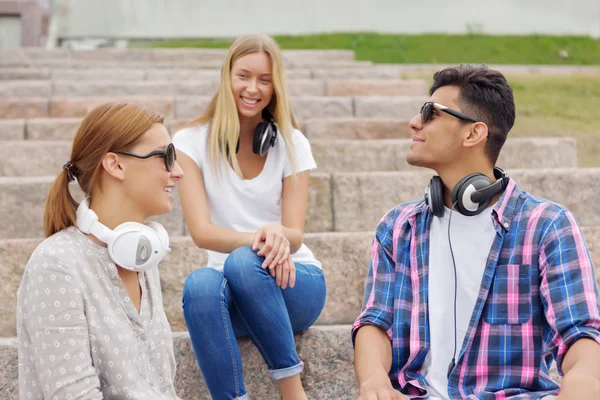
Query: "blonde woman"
17 103 184 399
173 34 326 400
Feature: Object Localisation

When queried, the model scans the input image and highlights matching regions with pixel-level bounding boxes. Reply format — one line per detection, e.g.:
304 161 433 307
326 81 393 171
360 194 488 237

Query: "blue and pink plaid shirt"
352 178 600 399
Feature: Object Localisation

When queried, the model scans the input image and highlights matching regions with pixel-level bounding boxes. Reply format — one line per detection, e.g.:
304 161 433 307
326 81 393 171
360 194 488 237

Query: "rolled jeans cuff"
268 360 304 380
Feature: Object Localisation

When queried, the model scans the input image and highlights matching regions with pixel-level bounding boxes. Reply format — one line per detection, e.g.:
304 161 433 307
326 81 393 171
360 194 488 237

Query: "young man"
352 65 600 400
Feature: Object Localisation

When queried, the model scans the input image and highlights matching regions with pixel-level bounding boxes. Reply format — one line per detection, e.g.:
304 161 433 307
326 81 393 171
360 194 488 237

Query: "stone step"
0 65 405 81
2 229 598 339
0 326 359 399
1 117 413 141
0 232 372 337
0 48 355 65
0 169 597 239
332 168 600 232
0 95 427 120
0 79 428 98
0 137 577 177
0 59 373 70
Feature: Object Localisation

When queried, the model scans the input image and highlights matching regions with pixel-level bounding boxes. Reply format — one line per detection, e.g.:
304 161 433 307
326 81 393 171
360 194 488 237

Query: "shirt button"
503 222 509 228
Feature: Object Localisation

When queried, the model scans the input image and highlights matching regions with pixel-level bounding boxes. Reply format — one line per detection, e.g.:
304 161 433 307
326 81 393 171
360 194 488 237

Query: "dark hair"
430 64 515 164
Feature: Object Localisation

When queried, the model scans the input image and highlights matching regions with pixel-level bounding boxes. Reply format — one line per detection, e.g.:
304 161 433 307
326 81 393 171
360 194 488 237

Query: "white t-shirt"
422 207 496 400
172 123 322 271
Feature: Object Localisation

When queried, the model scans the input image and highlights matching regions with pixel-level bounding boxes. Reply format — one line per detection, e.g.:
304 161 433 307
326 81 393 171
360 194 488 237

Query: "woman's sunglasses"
117 143 177 172
421 102 479 124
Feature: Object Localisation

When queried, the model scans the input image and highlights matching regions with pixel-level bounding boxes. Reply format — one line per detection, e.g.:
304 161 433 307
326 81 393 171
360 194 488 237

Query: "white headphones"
76 198 170 272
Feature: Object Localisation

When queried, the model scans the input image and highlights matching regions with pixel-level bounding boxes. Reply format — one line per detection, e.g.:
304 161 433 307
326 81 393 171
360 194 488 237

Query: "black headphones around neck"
423 166 509 378
425 167 509 218
229 110 278 157
252 114 278 157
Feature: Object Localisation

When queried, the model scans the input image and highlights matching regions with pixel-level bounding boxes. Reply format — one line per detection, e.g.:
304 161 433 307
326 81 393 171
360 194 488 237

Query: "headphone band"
75 198 169 272
425 167 509 217
470 167 508 204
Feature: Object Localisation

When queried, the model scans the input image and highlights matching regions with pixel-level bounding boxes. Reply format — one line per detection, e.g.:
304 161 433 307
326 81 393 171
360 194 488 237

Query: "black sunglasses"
421 102 479 124
117 143 177 172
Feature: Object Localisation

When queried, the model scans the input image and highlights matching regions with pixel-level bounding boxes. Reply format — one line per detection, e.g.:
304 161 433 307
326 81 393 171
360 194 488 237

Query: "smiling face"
406 85 476 170
118 123 184 217
230 51 274 121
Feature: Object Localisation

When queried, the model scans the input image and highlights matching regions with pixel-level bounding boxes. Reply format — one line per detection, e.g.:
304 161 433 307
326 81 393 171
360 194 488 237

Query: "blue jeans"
182 246 327 400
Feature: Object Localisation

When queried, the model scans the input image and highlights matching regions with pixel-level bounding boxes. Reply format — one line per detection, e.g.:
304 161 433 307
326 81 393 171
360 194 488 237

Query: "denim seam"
221 278 242 397
232 298 275 368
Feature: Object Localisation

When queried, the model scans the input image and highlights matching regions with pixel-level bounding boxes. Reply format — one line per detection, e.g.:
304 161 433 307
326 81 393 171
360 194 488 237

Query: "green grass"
141 33 600 65
511 74 600 168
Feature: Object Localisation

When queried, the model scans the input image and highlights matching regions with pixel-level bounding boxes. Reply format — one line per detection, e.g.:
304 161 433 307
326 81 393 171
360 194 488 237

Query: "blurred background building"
1 0 599 49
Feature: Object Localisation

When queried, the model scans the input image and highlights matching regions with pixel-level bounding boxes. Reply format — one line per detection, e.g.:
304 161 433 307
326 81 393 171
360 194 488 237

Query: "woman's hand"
252 224 291 270
275 255 296 289
255 241 296 289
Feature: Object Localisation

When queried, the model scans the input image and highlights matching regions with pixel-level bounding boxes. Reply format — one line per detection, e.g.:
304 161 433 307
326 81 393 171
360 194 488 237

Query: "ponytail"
41 102 164 237
43 168 79 237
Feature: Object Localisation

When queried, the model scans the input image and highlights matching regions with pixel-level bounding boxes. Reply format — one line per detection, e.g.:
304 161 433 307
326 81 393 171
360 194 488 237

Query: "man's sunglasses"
421 102 479 124
117 143 177 172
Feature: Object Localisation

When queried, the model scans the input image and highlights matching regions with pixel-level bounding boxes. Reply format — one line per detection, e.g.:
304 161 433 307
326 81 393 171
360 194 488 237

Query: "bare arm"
280 171 310 254
558 338 600 400
177 152 254 253
249 171 310 277
355 326 406 400
355 325 393 384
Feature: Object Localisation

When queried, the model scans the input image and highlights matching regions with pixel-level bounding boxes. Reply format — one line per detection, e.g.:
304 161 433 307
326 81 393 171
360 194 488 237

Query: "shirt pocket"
483 264 532 325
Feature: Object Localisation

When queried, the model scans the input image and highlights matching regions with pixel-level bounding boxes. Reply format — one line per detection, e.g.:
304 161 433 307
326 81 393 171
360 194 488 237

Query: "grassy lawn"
141 33 600 65
142 33 600 166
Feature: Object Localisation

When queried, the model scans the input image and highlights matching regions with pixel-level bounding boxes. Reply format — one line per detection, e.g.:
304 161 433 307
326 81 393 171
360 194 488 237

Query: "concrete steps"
2 229 598 339
0 137 577 177
0 48 356 67
0 232 371 337
0 47 592 398
0 168 597 238
0 65 405 80
0 95 427 120
0 326 359 400
1 117 414 141
0 79 428 98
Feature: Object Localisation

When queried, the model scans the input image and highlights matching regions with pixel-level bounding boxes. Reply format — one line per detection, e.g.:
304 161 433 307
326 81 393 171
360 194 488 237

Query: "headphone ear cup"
452 174 491 216
253 122 268 155
427 176 445 218
145 221 170 255
108 222 164 272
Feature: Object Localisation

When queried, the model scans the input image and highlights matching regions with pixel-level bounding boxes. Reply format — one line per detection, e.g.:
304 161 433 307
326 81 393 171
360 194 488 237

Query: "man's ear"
101 152 126 181
463 122 489 149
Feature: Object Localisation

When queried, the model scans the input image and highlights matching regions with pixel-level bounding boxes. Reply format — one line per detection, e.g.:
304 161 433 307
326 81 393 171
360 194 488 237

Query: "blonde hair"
43 102 164 237
187 34 298 178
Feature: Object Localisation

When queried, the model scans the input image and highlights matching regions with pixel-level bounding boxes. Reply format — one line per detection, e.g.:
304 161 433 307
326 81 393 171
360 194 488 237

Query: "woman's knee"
182 267 224 307
223 246 262 280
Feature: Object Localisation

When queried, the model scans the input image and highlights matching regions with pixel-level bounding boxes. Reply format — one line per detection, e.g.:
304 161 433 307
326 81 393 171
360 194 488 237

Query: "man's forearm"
354 325 393 386
558 338 600 399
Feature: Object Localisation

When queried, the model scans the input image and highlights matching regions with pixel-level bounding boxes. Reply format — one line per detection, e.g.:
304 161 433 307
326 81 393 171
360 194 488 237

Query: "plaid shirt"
352 178 600 399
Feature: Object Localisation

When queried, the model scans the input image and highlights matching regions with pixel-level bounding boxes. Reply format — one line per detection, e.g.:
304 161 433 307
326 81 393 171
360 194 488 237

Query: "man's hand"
357 371 407 400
